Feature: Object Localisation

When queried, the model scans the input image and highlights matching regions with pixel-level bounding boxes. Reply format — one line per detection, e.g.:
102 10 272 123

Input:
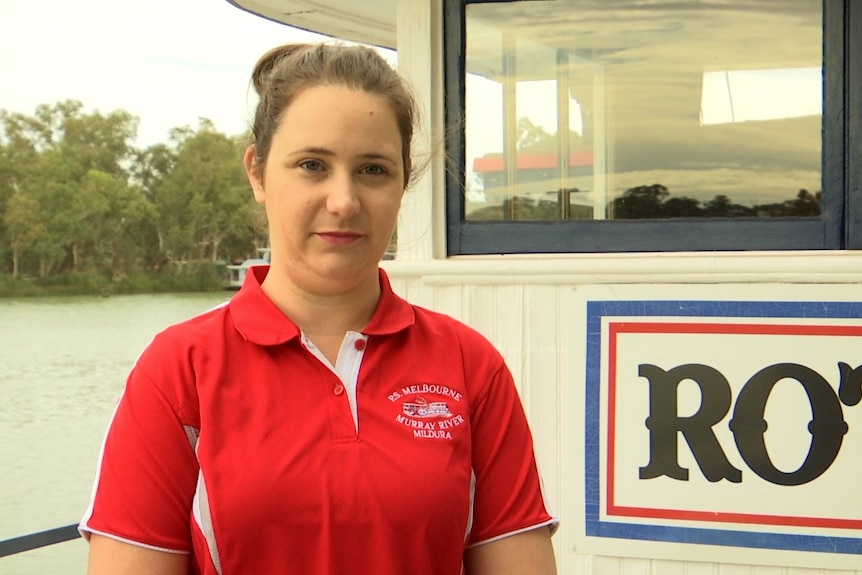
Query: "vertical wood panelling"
650 559 688 575
394 275 435 310
490 285 525 393
619 557 651 575
578 554 594 575
523 285 562 518
557 286 585 571
681 562 720 575
386 277 407 301
594 555 622 575
431 284 463 320
460 284 498 342
718 565 754 575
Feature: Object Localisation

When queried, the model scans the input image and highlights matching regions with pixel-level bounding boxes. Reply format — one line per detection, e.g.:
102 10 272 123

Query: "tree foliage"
611 186 821 219
516 117 583 152
0 101 265 291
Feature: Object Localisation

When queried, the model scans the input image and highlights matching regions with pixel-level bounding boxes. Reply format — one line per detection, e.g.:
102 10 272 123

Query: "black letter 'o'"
729 363 848 486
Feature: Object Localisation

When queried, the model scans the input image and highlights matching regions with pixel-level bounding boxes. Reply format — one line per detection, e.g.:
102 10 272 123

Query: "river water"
0 292 231 574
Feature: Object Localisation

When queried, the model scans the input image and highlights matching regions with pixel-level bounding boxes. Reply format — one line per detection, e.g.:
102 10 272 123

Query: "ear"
244 145 266 204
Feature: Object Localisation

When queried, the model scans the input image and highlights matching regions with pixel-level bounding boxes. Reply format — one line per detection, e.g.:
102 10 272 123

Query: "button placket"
299 331 355 440
300 330 369 440
337 333 368 434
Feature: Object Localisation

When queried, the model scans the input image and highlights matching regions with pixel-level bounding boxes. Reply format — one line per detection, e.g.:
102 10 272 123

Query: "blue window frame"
444 0 861 254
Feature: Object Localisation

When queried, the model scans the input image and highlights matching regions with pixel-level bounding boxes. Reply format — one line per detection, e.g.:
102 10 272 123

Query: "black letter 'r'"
638 363 742 483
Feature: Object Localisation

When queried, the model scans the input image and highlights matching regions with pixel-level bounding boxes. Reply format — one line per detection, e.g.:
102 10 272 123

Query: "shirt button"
333 384 344 396
354 339 366 351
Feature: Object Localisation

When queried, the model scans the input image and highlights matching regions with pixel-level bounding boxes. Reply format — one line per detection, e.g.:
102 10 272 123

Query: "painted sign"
585 300 862 562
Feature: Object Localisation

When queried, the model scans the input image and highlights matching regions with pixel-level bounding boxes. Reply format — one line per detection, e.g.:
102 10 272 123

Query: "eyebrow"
289 147 398 164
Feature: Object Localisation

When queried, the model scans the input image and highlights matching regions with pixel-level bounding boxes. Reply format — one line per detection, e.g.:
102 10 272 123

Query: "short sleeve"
466 361 557 546
79 356 198 552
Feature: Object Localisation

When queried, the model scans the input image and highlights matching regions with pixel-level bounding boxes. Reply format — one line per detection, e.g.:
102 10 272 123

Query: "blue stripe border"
585 300 862 555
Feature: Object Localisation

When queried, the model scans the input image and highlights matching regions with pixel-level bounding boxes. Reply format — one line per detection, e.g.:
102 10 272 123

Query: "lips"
317 231 364 245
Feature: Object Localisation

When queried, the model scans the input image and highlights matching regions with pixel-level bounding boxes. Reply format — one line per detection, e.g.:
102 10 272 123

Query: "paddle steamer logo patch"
387 383 465 440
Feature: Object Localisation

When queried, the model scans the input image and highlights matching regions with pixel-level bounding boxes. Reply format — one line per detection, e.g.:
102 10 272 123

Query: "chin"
312 257 377 282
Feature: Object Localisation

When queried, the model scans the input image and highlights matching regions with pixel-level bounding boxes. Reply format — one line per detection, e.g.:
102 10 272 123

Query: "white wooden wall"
382 255 862 575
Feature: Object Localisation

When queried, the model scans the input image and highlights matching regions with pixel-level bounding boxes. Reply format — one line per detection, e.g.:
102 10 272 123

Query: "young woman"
81 42 558 575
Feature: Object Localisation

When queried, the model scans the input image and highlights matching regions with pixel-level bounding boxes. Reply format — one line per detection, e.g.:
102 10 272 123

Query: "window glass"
465 1 822 222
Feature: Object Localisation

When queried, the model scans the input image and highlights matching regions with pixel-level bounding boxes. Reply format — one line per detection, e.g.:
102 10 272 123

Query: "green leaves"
0 102 263 285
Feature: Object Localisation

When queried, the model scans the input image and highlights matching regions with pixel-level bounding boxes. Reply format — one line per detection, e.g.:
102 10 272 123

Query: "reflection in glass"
464 1 822 222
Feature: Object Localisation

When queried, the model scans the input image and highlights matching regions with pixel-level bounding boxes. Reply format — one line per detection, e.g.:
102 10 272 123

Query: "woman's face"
245 84 405 296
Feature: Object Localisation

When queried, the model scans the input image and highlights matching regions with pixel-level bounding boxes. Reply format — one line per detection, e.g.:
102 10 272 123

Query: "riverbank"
0 267 227 298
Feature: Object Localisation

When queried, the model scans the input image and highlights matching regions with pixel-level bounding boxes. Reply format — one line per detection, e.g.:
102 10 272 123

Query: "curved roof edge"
226 0 397 48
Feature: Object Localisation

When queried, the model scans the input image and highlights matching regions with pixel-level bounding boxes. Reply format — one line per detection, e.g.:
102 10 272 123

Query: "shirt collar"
363 268 416 336
230 265 415 346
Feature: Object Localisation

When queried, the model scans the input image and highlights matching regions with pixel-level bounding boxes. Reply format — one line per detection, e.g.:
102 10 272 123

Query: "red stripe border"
605 320 862 531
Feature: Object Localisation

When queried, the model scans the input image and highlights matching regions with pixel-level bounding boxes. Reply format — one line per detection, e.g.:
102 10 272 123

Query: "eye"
299 159 325 172
360 164 387 176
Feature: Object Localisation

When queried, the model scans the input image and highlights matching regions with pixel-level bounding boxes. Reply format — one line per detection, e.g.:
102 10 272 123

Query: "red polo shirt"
80 266 556 574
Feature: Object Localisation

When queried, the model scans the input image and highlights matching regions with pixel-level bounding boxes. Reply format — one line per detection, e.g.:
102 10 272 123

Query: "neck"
261 268 382 338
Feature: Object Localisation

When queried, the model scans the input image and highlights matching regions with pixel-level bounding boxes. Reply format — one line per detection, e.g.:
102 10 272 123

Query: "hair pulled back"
249 43 419 188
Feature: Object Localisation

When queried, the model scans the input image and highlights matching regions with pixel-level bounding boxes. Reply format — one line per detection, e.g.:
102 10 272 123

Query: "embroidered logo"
402 397 452 418
387 383 465 440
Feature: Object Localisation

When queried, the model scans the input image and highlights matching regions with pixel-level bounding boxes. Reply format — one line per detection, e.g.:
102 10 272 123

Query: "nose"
325 170 361 217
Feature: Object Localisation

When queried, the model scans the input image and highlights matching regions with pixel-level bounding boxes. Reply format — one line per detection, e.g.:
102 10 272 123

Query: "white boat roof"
227 0 396 48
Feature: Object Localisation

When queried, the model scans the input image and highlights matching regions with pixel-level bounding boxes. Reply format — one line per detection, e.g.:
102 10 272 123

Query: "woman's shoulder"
135 301 232 370
409 304 505 364
155 300 231 343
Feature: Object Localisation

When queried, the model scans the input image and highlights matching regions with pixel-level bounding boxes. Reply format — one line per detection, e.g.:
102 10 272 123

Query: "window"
445 0 859 254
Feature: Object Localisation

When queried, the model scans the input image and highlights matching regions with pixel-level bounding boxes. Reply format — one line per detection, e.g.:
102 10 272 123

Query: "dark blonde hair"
248 43 419 188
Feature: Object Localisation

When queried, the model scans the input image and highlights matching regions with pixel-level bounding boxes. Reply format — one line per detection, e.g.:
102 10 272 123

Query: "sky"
0 0 337 147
